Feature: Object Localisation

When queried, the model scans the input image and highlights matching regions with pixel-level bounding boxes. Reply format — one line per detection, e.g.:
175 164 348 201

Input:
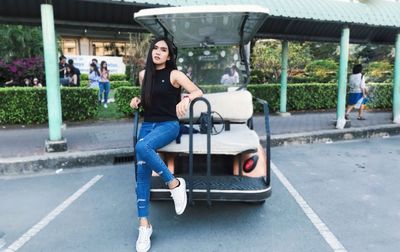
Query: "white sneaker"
170 178 187 215
104 103 108 108
136 225 152 252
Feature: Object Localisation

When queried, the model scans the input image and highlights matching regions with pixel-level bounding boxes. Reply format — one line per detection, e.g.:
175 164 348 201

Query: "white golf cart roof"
134 5 269 48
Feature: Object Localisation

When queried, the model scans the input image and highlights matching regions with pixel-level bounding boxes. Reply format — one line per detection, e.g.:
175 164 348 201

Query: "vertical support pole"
41 4 67 152
393 33 400 124
336 26 350 129
279 40 289 115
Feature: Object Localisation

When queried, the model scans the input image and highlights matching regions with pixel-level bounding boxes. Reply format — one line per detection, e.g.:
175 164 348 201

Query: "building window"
61 39 78 55
92 41 127 56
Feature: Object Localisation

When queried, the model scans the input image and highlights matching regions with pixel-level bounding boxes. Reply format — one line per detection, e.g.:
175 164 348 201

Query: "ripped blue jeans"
135 120 180 218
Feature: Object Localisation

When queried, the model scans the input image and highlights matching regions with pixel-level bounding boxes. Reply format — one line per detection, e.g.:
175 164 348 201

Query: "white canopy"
134 5 269 48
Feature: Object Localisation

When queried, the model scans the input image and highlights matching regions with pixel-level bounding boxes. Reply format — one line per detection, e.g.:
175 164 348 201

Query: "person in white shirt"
220 67 234 85
345 64 368 120
231 64 240 84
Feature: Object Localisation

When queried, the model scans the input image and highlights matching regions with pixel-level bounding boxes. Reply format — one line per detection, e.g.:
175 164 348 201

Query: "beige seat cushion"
182 90 253 123
158 124 259 155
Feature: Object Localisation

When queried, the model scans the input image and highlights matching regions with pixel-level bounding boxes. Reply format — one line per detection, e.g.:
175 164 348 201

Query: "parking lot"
1 136 399 252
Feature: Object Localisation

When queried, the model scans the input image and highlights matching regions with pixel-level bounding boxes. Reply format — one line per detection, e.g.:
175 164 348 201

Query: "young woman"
345 64 368 120
88 63 100 89
66 64 78 86
99 61 110 108
130 37 203 252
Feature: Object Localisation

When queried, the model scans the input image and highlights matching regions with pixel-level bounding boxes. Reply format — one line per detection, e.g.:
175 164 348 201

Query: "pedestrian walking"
345 64 368 120
99 61 110 108
129 37 203 252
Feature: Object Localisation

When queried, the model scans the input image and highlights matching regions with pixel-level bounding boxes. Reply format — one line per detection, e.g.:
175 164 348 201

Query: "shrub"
109 74 127 81
79 80 132 89
0 56 45 85
365 62 393 83
248 83 392 112
114 86 141 116
365 83 392 109
78 73 128 83
81 73 88 80
110 81 132 89
114 83 393 115
0 87 98 124
305 59 338 83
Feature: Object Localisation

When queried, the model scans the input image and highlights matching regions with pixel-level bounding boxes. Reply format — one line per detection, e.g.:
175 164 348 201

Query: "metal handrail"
189 97 212 206
256 98 271 186
132 110 140 181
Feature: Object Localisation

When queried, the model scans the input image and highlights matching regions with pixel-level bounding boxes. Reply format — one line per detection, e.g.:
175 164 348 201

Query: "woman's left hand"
176 97 190 118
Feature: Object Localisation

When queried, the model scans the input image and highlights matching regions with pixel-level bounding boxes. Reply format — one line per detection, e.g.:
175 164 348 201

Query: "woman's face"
152 40 170 66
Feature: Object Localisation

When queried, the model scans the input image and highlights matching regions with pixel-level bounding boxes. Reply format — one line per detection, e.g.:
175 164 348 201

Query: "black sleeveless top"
143 68 181 122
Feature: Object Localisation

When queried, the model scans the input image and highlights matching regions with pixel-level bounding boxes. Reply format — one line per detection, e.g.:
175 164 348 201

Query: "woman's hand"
130 97 141 109
176 96 190 118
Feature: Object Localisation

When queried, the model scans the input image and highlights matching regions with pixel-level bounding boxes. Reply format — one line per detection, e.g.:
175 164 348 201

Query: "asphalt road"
1 136 399 252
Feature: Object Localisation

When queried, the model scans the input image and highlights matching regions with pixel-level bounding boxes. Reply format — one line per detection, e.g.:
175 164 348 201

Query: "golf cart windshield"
134 5 269 87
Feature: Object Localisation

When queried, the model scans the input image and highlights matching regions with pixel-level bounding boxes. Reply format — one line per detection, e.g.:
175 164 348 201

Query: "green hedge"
80 73 127 81
114 83 393 115
248 83 392 112
0 87 98 124
80 80 132 89
248 83 337 112
114 86 141 116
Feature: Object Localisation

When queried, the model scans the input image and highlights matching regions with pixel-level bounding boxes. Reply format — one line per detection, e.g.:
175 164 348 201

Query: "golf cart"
133 5 271 205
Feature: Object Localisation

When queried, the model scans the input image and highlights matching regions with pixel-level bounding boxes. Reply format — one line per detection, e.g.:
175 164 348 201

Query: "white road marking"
3 175 103 252
271 162 347 252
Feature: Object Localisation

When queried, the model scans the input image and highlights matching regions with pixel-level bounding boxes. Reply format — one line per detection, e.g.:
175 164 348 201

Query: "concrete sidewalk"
1 111 399 174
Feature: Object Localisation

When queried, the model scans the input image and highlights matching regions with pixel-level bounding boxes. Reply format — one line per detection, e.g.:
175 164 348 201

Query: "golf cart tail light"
243 155 258 173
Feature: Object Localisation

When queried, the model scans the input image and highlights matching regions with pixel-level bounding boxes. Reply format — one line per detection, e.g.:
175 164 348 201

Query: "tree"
251 39 312 83
126 33 152 85
0 25 43 62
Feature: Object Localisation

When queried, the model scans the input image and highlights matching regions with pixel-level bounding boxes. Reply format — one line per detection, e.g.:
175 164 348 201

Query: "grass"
97 102 126 120
97 89 127 120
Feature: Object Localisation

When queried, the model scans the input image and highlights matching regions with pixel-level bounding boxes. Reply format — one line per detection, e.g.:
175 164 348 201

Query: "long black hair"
100 60 108 73
90 63 100 76
352 64 363 74
141 37 177 107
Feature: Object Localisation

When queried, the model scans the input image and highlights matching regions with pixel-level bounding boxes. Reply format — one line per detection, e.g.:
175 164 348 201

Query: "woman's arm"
71 74 77 85
172 70 203 118
172 70 203 100
130 70 145 109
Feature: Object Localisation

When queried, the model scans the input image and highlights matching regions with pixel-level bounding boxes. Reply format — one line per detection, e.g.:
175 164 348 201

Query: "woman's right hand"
130 97 141 109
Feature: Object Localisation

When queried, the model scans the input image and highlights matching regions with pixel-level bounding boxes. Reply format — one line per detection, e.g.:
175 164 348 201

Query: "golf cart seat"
158 90 259 155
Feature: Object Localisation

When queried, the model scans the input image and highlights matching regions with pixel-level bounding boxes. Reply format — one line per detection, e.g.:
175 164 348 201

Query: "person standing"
220 67 234 85
231 64 240 84
99 61 110 108
345 64 368 120
129 37 203 252
88 63 100 89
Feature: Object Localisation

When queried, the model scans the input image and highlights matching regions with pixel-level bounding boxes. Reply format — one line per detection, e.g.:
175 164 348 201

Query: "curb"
266 124 400 147
1 124 399 175
0 148 134 176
